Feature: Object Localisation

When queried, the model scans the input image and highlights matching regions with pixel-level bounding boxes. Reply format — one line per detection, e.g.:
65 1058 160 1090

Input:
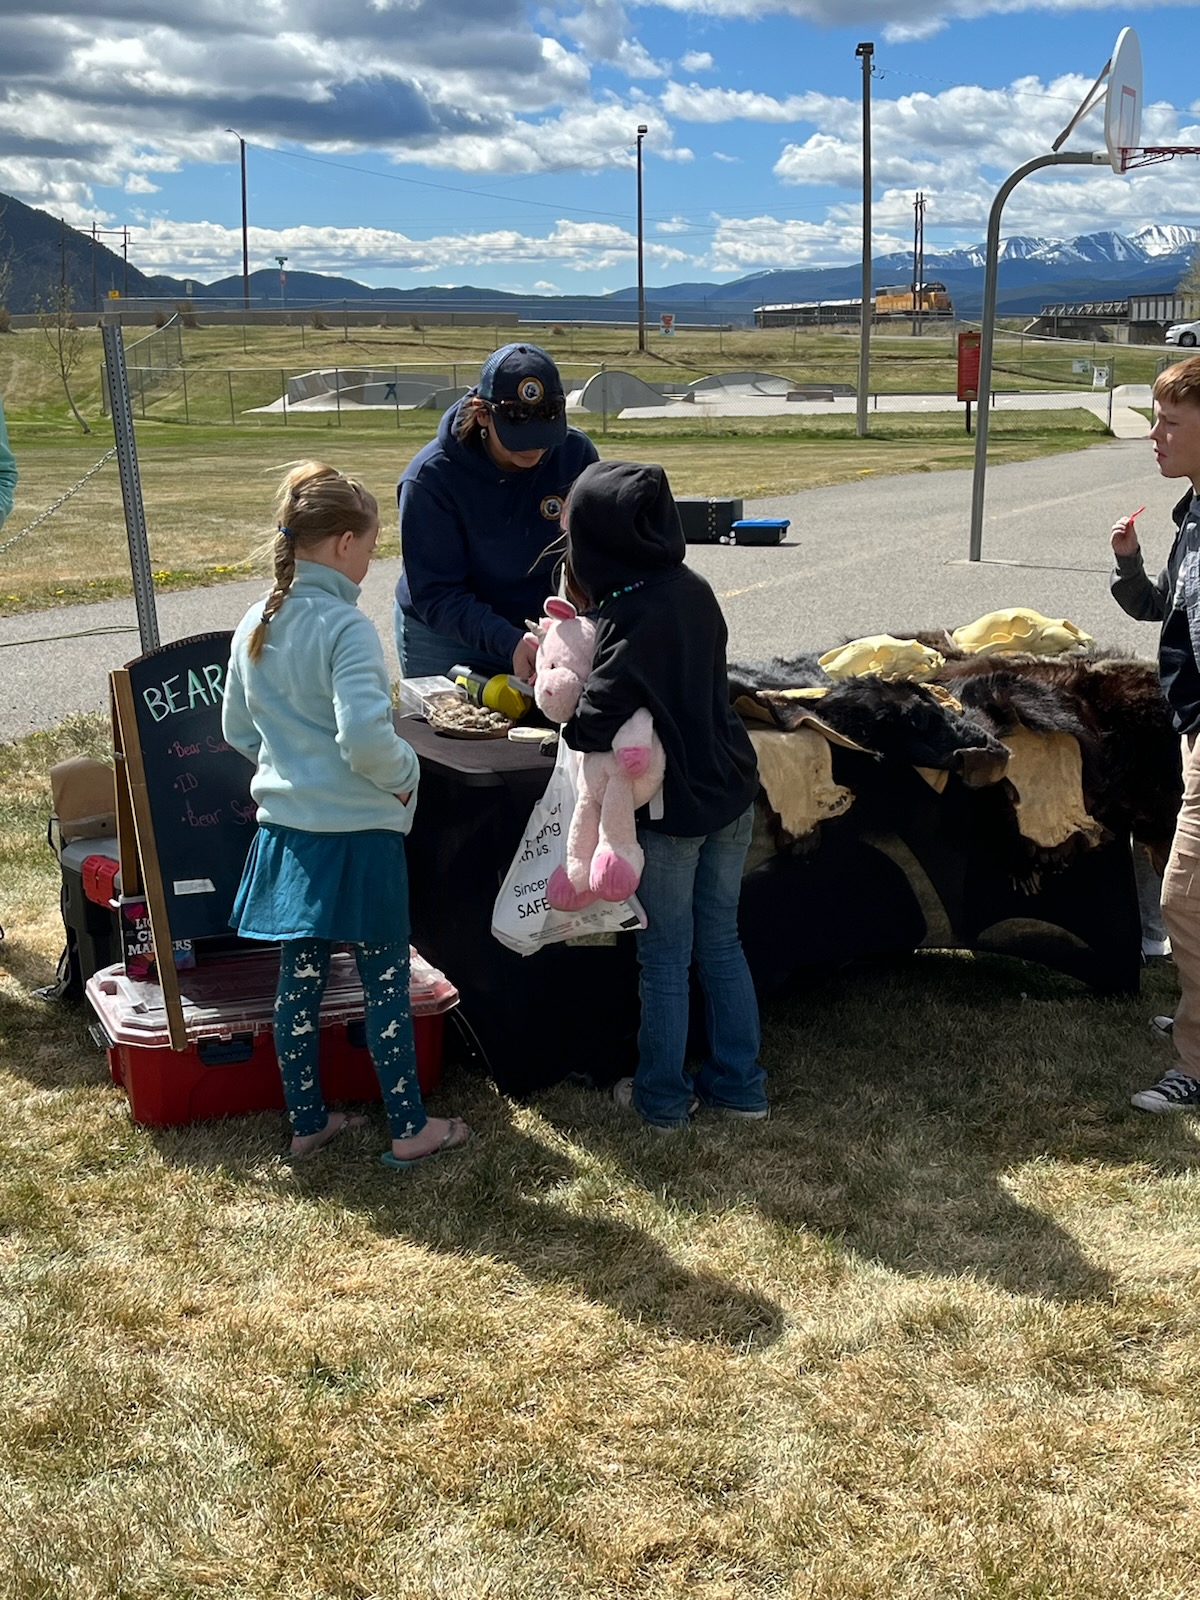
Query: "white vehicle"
1166 319 1200 347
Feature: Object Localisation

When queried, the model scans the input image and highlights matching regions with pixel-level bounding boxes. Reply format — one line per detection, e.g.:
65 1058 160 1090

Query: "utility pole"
227 130 250 311
855 41 874 437
636 124 648 353
276 255 288 311
912 191 926 336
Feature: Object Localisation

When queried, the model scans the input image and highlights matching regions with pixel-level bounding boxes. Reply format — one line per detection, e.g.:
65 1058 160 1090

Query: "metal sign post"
101 319 160 653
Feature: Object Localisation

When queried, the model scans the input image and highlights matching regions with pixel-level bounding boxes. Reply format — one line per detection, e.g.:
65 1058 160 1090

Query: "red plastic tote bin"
86 947 458 1127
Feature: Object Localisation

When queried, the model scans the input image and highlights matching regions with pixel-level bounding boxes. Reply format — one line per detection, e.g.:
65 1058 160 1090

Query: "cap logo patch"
518 376 545 404
540 494 564 521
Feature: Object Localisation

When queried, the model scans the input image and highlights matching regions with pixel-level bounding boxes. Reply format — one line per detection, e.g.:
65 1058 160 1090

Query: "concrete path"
0 432 1169 742
617 383 1152 439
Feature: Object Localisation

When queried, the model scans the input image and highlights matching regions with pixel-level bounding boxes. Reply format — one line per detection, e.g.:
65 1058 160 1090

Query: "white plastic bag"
491 738 645 956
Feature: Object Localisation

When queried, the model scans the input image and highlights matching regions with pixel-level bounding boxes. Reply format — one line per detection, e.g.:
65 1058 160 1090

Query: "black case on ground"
675 497 744 544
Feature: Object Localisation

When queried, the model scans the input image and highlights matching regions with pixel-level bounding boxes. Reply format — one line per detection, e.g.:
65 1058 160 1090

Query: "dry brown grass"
3 714 1200 1598
0 414 1102 615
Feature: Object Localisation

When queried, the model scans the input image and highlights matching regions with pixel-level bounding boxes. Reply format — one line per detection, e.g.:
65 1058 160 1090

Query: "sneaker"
1142 937 1172 960
1130 1068 1200 1113
611 1076 698 1120
713 1105 770 1121
1150 1015 1175 1042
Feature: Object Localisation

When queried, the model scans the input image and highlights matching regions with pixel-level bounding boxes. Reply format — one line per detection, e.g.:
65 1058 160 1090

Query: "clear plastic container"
397 675 463 718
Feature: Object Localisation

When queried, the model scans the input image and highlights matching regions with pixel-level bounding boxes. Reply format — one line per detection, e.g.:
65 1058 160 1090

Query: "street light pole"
855 41 874 438
276 254 288 312
636 123 648 353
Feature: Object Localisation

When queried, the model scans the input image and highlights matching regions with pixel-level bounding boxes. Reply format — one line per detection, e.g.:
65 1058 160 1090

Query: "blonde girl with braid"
223 461 472 1166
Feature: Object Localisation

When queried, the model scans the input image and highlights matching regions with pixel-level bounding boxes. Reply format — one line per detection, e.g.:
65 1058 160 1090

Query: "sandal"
287 1112 368 1161
380 1117 473 1170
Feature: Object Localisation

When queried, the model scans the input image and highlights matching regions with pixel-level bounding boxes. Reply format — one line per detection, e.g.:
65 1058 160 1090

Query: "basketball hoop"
1117 146 1200 171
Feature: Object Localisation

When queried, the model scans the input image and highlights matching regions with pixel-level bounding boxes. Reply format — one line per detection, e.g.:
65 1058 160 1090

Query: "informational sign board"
957 330 982 402
1093 365 1111 389
114 632 255 943
660 313 675 336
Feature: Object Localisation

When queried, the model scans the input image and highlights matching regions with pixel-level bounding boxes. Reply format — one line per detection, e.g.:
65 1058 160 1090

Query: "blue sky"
2 0 1198 295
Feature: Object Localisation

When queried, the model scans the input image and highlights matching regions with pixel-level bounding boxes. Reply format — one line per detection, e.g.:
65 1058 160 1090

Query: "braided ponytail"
245 461 379 664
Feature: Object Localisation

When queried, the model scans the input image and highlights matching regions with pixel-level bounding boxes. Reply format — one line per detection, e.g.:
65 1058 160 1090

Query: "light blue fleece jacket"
223 560 419 833
0 397 17 529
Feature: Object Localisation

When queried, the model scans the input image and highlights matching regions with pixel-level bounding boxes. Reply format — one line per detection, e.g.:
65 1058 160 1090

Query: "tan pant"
1161 733 1200 1077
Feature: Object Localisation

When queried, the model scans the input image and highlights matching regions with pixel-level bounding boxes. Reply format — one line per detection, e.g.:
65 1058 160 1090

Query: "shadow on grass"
4 938 1192 1332
533 951 1192 1305
0 936 783 1347
151 1087 786 1349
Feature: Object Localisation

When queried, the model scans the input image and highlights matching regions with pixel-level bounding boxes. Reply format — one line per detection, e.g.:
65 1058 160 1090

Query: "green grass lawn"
0 314 1115 615
1 712 1197 1599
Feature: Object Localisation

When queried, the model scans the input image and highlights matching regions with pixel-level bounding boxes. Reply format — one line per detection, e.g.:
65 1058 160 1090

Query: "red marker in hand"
1127 505 1147 523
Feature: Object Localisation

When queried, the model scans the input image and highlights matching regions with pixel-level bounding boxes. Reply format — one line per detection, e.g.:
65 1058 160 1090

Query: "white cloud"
121 215 690 278
646 0 1196 36
662 81 833 123
679 50 713 70
705 212 910 272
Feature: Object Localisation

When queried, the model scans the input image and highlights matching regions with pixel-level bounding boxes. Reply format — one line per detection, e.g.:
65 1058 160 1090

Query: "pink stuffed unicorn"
527 597 665 911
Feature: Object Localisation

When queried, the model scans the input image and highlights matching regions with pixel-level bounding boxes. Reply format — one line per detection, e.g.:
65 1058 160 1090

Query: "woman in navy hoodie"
561 459 767 1132
394 343 597 681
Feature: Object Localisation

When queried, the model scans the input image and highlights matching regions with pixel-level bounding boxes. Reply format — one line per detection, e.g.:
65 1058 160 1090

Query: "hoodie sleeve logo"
519 376 545 404
540 494 564 521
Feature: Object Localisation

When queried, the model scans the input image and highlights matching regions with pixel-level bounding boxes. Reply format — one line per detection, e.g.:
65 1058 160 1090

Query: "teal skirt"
231 822 411 946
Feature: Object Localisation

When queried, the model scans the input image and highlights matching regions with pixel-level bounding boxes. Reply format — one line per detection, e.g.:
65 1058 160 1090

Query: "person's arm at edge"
1110 512 1172 621
562 623 653 753
0 400 16 530
329 612 421 800
221 645 263 767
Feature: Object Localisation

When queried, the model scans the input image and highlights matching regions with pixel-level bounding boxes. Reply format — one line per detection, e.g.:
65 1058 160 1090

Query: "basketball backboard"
1104 27 1142 173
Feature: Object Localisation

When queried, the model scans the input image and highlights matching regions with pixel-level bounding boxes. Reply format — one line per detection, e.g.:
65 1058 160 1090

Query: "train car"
755 298 862 328
874 281 954 318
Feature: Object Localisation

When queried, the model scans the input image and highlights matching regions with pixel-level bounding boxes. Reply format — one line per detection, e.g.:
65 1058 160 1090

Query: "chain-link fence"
90 320 1164 438
100 314 185 414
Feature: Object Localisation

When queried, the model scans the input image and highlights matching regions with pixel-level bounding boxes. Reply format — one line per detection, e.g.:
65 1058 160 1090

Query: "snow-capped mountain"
877 225 1200 274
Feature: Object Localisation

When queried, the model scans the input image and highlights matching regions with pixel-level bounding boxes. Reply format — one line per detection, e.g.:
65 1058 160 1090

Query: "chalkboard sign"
121 631 256 941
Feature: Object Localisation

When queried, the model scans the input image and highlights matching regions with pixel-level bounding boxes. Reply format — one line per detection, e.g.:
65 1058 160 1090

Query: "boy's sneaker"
1130 1068 1200 1113
713 1105 770 1121
1150 1015 1175 1042
611 1076 698 1119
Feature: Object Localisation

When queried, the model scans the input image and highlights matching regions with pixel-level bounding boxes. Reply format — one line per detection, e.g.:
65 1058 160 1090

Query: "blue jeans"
393 600 511 681
632 805 766 1128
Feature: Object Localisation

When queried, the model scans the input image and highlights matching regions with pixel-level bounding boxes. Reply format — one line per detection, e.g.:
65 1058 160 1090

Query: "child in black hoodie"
561 459 767 1130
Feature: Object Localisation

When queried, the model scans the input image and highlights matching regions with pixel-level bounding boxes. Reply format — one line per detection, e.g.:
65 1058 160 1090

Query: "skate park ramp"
568 370 671 412
687 370 795 398
253 369 456 412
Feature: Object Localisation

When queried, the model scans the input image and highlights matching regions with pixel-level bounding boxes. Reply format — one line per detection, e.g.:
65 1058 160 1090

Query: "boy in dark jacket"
1111 353 1200 1111
562 459 766 1131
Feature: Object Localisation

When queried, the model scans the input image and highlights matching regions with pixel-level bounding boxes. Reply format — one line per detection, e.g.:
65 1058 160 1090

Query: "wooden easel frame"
110 668 188 1049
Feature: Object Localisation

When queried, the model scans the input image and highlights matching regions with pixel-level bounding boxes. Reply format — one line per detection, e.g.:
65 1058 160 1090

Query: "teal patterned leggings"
274 939 426 1140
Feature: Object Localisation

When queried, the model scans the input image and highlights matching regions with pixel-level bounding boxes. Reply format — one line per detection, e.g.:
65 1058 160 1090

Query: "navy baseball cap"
476 342 568 453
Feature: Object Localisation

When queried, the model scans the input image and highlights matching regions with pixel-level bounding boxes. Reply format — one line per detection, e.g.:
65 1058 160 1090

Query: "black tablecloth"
400 717 639 1096
400 715 1142 1100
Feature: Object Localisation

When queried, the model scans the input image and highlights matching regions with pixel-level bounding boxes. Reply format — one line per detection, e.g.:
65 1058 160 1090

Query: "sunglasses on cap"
488 395 567 426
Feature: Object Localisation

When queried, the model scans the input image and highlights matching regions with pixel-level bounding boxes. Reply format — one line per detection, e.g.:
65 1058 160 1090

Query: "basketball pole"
966 150 1107 562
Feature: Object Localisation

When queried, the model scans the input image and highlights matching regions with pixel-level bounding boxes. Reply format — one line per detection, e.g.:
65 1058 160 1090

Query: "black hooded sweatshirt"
561 460 759 836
